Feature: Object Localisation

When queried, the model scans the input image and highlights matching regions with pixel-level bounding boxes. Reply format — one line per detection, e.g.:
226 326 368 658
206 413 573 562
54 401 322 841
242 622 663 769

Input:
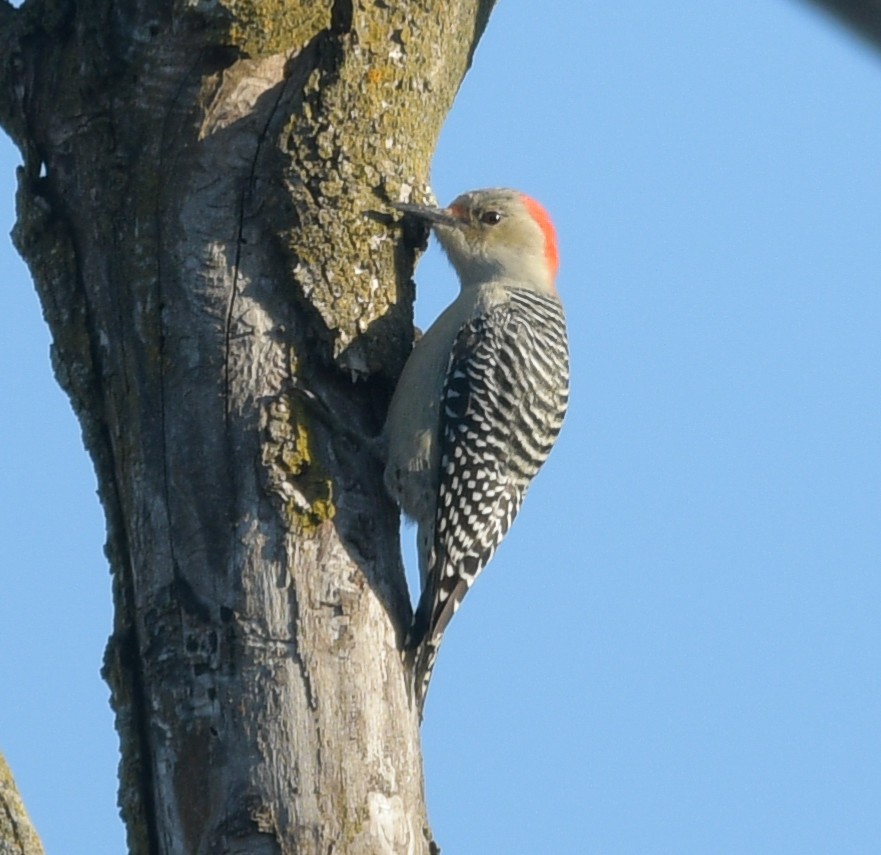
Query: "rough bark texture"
0 0 494 852
0 754 45 855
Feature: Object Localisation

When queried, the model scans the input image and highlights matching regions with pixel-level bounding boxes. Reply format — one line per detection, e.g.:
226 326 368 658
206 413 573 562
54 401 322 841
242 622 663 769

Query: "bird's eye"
479 210 502 225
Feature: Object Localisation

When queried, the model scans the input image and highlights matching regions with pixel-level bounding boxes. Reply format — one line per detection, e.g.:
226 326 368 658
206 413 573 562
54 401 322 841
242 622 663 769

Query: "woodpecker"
384 188 570 715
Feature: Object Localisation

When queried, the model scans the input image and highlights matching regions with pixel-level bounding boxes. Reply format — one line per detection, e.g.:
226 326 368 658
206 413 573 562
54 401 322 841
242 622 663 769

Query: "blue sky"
2 2 880 853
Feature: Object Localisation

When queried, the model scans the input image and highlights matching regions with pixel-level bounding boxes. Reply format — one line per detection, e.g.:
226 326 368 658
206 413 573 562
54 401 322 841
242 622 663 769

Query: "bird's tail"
404 599 442 720
404 636 440 720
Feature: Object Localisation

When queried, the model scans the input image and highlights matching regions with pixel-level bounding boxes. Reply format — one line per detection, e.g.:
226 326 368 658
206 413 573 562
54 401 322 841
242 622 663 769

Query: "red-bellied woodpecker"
385 188 570 715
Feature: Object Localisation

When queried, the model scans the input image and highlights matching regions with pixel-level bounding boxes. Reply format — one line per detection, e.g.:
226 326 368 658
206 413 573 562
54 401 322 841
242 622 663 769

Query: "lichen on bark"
261 392 336 534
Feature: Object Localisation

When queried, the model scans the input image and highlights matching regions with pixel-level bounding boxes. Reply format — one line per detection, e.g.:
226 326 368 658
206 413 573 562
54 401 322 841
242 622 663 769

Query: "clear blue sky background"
2 2 880 853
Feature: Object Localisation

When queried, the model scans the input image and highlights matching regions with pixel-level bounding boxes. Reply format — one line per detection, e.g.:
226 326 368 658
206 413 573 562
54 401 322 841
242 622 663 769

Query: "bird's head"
395 188 559 294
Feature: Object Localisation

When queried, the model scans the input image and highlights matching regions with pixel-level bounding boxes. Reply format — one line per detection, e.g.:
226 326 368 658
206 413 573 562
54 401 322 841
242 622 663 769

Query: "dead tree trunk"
0 0 495 851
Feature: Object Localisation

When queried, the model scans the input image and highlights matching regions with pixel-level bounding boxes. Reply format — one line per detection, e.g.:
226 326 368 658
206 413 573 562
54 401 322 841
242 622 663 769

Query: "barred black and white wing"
407 288 570 712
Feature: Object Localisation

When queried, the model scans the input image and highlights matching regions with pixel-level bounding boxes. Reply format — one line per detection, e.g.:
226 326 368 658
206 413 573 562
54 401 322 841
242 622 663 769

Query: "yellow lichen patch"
279 418 312 474
366 66 394 86
262 394 335 535
220 0 330 58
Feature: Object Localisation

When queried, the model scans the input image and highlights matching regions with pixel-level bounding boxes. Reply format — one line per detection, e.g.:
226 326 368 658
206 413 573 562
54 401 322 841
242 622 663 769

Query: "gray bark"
0 0 495 852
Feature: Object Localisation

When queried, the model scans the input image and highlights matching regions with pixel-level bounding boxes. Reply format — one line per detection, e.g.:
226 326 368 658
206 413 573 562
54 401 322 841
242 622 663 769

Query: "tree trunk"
0 0 495 851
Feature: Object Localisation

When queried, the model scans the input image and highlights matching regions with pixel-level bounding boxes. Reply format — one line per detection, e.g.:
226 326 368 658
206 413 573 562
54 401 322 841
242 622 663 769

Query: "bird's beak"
392 201 463 230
